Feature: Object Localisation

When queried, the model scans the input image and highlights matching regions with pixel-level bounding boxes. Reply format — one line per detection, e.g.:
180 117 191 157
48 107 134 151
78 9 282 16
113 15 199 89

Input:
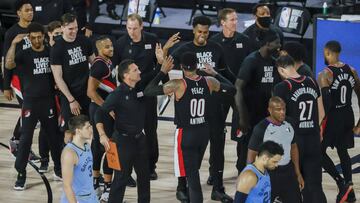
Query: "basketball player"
61 115 98 203
273 55 327 203
51 13 94 143
247 96 303 203
234 141 283 203
281 41 313 78
318 40 359 202
234 28 281 173
144 52 236 203
3 0 40 161
5 22 62 190
87 36 116 201
171 15 234 202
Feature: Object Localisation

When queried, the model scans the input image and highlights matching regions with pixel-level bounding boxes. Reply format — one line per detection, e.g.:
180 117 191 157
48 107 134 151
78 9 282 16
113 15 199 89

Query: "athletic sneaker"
39 158 49 173
176 187 189 203
100 183 111 202
336 182 353 203
211 187 233 203
9 138 19 157
53 171 62 181
14 172 26 191
93 176 102 197
28 150 41 163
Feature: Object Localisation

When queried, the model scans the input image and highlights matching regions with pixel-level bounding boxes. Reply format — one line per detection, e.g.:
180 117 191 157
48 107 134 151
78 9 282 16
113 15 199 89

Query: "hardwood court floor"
0 94 359 203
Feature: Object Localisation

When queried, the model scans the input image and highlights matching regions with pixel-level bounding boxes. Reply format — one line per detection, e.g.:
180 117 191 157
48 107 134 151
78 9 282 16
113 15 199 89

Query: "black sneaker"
127 176 136 187
150 170 158 180
211 187 233 203
39 158 49 173
347 189 356 202
207 175 213 185
9 138 19 157
14 172 26 191
176 188 189 203
336 181 353 203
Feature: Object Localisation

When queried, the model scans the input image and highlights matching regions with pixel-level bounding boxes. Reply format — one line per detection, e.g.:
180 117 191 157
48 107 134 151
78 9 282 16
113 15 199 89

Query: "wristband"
69 99 76 103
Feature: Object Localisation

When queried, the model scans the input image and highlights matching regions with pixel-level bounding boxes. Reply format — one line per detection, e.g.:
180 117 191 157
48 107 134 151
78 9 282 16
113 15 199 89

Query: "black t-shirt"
30 0 73 25
89 57 117 100
114 32 159 91
50 35 93 97
273 76 321 135
15 46 54 98
297 63 313 78
174 76 210 128
171 41 230 120
210 31 252 83
249 118 296 165
95 83 145 135
3 24 32 90
243 24 284 51
237 51 281 126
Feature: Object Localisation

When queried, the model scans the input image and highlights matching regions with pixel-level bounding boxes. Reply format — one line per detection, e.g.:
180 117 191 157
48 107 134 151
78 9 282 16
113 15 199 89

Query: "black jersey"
237 51 281 126
174 76 210 128
90 56 117 100
274 76 321 135
326 64 355 109
3 24 32 90
15 46 54 98
50 35 93 97
210 32 252 82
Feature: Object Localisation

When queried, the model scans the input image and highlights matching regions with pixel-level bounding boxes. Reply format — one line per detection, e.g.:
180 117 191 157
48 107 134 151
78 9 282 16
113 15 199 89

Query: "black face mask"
257 16 272 28
54 35 62 42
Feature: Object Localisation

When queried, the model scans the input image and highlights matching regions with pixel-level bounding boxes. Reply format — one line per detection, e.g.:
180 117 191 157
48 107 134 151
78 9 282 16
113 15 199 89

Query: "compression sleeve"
234 191 248 203
321 86 332 113
215 73 236 96
144 71 167 96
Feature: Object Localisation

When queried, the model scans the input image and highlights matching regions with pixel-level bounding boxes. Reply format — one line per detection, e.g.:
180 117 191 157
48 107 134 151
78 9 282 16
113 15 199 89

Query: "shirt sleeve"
50 43 63 65
94 90 118 124
237 56 255 82
14 50 23 68
248 123 266 151
82 36 94 56
90 62 108 81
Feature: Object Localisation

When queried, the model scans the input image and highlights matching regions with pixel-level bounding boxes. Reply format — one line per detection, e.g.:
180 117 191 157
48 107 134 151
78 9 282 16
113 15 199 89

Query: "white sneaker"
100 188 110 202
53 173 62 181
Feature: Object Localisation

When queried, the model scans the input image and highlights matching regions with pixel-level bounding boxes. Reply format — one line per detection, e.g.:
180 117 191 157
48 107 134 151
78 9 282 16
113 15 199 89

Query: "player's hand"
3 89 14 101
100 134 110 151
109 111 115 120
297 174 305 190
160 56 174 74
201 64 218 76
82 27 93 38
12 33 28 45
69 100 82 116
163 32 180 50
155 43 164 64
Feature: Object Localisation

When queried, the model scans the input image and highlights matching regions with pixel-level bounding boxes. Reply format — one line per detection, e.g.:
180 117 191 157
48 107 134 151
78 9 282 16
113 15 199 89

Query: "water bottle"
153 8 161 25
322 2 328 15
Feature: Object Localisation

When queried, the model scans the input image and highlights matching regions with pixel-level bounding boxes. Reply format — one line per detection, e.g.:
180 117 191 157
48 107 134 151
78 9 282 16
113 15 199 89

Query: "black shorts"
174 125 209 177
59 94 90 131
269 162 301 203
323 106 354 149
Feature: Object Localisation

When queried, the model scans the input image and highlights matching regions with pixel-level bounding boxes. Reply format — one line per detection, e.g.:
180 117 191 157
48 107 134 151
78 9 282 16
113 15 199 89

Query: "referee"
247 96 303 203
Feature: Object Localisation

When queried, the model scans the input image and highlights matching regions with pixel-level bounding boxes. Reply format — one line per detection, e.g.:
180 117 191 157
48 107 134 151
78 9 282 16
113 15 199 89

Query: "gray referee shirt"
248 118 296 166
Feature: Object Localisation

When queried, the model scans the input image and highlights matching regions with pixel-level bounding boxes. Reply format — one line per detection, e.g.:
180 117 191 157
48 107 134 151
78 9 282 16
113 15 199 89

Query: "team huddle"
1 0 359 203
